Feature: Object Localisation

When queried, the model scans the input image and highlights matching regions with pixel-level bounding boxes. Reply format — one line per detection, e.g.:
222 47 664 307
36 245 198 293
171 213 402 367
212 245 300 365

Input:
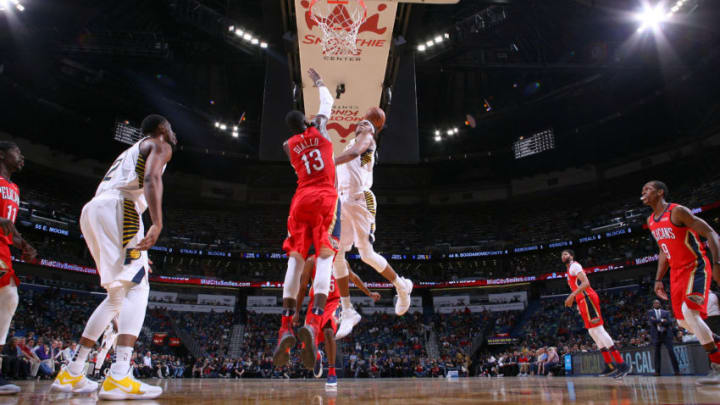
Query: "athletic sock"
110 346 133 376
328 367 336 377
609 346 624 364
341 297 353 311
709 347 720 364
68 345 91 375
600 349 613 365
392 276 403 291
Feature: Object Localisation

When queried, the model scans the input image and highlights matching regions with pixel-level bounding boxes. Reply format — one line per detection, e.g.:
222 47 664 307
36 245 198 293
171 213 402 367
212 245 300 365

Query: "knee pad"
282 256 303 300
82 283 129 341
117 283 149 337
681 302 713 345
312 255 333 296
358 246 388 273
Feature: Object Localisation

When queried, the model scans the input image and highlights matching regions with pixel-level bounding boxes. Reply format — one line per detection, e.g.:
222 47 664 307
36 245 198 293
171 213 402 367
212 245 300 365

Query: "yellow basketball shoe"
99 368 162 400
51 366 99 393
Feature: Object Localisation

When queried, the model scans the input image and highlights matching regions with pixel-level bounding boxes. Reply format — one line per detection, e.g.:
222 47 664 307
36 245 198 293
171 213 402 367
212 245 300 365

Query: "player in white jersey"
331 115 413 340
52 115 175 399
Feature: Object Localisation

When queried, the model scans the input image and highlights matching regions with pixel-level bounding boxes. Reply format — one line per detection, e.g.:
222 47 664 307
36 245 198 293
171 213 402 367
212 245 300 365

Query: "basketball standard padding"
364 107 386 133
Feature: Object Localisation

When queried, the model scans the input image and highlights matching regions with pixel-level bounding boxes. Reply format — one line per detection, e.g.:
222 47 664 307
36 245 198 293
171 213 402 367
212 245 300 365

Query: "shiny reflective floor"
4 377 720 404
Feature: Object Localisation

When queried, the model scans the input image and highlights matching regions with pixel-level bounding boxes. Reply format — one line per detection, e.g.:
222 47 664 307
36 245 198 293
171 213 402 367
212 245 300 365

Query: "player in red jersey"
562 249 630 378
642 180 720 384
0 142 37 395
293 256 379 389
274 68 372 370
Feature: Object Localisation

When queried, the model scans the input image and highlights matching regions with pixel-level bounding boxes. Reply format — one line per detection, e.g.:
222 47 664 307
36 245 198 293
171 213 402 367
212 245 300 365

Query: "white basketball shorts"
80 195 149 288
339 190 377 251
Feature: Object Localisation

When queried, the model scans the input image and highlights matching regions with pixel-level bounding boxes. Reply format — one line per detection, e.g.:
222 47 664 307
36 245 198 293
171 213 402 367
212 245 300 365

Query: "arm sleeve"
568 262 583 276
317 85 334 118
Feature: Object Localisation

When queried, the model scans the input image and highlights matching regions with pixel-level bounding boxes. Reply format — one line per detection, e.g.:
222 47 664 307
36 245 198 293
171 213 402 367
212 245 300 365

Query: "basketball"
364 107 386 134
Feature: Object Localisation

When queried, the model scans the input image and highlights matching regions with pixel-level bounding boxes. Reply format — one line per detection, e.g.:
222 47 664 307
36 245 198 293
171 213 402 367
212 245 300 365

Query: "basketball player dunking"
643 180 720 385
293 257 379 390
562 249 630 378
331 109 413 340
52 115 175 399
0 142 37 395
274 68 343 371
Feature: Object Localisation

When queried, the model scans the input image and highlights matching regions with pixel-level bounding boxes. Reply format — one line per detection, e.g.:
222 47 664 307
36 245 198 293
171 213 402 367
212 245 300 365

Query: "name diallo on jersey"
0 186 19 205
651 227 676 241
293 137 320 155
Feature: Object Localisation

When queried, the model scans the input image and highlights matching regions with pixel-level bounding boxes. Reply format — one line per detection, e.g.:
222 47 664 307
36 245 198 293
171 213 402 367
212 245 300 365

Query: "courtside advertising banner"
295 0 397 155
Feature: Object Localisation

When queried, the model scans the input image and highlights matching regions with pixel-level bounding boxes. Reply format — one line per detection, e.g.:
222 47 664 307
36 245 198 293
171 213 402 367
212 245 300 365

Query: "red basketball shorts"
671 256 711 320
283 187 340 258
576 290 604 330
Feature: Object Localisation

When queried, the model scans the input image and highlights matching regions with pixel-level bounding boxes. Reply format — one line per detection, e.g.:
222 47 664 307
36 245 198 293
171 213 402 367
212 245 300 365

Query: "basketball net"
309 0 367 56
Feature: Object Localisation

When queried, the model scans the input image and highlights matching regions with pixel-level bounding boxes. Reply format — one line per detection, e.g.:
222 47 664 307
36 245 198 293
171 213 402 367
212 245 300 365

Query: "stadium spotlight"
434 130 440 136
228 25 235 32
260 42 268 49
232 131 239 138
434 135 442 142
636 3 667 33
214 122 220 128
446 129 454 136
453 127 459 134
219 124 227 131
444 33 450 39
434 35 443 43
235 29 243 37
251 38 259 45
417 44 426 52
426 40 434 47
243 33 252 41
232 125 238 131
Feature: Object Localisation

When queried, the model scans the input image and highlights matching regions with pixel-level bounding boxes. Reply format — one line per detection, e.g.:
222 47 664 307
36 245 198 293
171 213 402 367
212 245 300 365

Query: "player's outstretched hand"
654 280 669 300
137 224 161 251
308 68 323 87
564 296 574 308
0 217 16 237
370 292 381 302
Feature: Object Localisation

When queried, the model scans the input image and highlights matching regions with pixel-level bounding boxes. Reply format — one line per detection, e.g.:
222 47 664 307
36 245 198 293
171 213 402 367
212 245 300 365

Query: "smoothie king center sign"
295 0 398 156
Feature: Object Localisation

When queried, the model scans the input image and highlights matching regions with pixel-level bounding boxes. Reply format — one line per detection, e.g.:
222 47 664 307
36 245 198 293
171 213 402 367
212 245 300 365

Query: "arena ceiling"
0 0 718 181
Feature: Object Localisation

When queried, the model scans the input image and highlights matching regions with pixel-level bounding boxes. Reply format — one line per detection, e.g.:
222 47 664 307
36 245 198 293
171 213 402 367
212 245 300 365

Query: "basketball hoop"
309 0 367 56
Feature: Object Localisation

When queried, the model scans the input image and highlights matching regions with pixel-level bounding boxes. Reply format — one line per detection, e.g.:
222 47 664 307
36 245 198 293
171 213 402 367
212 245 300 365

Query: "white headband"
358 119 376 134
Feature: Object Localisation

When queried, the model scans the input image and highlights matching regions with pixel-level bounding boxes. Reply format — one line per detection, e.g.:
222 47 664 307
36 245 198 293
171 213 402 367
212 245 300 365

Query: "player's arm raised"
137 139 173 251
308 68 334 142
564 269 591 307
349 269 381 302
294 258 315 326
673 205 720 284
334 127 373 166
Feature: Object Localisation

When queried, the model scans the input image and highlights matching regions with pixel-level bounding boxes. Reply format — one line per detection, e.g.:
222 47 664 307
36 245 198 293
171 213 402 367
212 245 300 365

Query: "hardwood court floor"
6 376 720 404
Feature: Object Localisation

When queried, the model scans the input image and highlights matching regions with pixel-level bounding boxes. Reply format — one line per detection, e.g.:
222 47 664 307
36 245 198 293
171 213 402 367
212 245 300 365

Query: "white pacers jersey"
337 136 376 194
95 137 151 213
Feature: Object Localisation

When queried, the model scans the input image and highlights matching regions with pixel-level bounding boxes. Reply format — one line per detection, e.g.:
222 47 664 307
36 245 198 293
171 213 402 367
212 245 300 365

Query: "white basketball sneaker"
698 363 720 385
394 277 414 316
99 367 162 400
51 365 99 393
0 376 20 395
335 306 362 340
